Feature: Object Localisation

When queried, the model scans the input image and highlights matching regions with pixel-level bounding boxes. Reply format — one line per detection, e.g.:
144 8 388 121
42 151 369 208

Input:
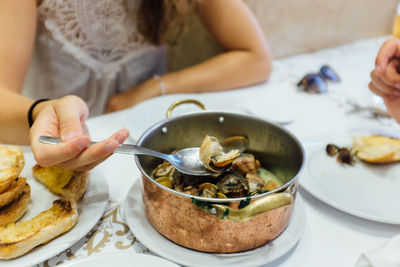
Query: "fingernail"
395 83 400 89
116 133 128 143
105 140 119 153
77 138 89 150
62 131 79 141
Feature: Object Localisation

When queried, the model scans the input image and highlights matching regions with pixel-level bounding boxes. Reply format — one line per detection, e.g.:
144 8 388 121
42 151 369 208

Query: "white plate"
0 146 109 266
300 128 400 224
62 251 179 267
122 180 306 267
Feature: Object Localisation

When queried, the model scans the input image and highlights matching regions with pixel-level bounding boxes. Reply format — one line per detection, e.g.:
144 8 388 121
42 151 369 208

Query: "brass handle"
211 192 294 222
166 99 206 118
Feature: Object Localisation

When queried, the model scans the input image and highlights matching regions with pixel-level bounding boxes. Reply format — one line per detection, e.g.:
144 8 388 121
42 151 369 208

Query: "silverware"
38 136 221 177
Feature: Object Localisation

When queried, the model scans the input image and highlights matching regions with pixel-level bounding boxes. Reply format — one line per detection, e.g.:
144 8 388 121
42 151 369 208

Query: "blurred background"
168 0 398 71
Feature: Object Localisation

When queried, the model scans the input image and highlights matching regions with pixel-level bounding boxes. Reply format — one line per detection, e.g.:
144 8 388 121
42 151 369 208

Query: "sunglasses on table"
297 65 340 94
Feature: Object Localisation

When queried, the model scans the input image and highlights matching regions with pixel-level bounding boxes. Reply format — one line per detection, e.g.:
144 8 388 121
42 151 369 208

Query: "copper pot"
135 100 305 253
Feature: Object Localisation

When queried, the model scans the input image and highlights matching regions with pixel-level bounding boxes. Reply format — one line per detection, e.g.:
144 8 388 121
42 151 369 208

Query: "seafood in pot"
151 135 283 199
199 135 240 173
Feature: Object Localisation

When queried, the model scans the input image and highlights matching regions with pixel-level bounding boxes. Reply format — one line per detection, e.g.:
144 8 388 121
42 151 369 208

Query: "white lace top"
23 0 166 116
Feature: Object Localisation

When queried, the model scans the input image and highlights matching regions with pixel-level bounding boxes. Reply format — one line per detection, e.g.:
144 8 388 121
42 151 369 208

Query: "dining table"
33 35 400 267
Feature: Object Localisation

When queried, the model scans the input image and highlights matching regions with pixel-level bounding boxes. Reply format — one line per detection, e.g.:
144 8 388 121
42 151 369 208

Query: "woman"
2 0 271 116
369 38 400 123
0 89 129 171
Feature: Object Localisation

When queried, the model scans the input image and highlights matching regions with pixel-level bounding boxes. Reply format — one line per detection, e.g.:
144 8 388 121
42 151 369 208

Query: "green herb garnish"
191 198 213 210
219 208 230 219
238 196 252 209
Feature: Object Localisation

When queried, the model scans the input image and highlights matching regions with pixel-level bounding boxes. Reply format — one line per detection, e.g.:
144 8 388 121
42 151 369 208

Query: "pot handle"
211 192 294 222
166 99 206 118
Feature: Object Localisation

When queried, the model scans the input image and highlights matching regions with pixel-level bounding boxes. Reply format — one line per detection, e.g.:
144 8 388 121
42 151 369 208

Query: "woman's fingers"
32 135 91 167
29 99 91 166
55 129 130 170
30 95 131 170
54 96 89 141
74 129 130 171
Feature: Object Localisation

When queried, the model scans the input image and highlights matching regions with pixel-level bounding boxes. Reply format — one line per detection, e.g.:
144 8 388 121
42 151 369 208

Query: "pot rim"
134 110 305 203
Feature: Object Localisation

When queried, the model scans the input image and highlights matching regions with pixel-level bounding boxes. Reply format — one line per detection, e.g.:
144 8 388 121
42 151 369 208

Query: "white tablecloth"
38 36 400 267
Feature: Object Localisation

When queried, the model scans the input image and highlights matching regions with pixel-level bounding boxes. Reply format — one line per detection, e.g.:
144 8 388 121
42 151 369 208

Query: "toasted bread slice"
0 178 14 194
0 198 78 259
0 184 30 227
32 165 89 201
0 146 24 182
0 178 27 208
353 135 400 163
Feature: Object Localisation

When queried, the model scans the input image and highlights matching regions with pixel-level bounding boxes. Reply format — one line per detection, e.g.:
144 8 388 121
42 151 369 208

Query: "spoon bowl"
38 136 223 177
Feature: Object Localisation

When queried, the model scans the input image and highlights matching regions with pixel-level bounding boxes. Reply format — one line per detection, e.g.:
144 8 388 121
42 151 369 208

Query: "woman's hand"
30 95 130 171
106 78 161 113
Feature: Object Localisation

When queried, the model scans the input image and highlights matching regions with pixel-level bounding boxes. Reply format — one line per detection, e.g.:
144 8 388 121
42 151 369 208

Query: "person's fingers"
368 81 398 101
55 129 130 170
383 59 400 86
33 135 91 167
370 71 400 96
375 39 400 75
55 96 90 141
29 101 91 166
55 138 118 169
66 130 130 171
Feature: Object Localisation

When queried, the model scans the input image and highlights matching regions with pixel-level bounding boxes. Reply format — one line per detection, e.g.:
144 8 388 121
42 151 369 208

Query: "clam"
246 172 265 192
155 176 173 188
220 136 249 153
216 172 249 198
152 161 175 178
182 185 198 196
231 153 260 175
198 182 218 198
199 135 242 173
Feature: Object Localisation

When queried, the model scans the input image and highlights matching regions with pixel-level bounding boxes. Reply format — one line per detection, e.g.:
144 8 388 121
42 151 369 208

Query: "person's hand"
30 95 130 171
370 39 400 98
106 79 161 113
369 39 400 123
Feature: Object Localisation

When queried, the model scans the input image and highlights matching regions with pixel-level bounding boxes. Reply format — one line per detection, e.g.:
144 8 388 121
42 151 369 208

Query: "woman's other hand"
370 39 400 123
30 95 129 171
370 38 400 98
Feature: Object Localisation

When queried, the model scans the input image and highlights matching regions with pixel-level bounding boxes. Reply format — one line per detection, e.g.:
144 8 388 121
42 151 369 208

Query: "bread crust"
0 184 30 227
0 198 78 259
0 178 27 208
60 171 89 201
0 178 14 194
33 165 89 202
0 146 24 182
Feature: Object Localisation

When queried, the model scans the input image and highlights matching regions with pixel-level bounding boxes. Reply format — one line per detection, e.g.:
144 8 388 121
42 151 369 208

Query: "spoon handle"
38 136 169 160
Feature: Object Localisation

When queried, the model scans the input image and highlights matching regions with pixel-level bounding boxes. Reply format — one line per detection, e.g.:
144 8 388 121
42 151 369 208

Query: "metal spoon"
38 136 221 177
